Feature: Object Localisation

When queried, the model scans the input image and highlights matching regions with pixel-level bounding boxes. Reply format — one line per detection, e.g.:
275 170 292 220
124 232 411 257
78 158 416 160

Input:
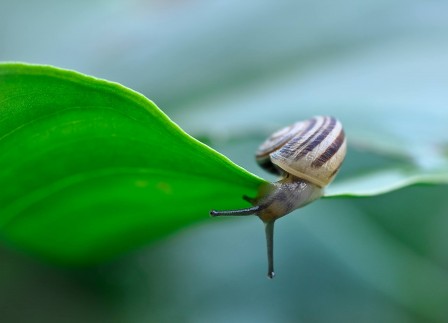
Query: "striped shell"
255 116 346 188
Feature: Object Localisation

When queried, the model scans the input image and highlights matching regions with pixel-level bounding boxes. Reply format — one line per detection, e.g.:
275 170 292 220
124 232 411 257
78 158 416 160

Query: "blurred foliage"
1 0 448 323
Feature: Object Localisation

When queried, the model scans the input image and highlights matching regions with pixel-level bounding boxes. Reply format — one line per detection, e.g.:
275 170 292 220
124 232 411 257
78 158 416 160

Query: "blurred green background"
1 1 448 322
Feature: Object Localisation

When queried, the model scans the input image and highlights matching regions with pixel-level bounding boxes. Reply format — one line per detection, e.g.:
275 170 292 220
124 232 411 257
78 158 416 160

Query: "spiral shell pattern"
255 116 346 188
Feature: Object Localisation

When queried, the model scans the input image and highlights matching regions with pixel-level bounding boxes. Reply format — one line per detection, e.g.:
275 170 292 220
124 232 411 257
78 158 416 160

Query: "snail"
210 116 346 279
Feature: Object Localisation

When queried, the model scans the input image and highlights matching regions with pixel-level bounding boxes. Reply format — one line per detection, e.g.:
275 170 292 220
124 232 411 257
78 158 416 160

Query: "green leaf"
0 63 265 264
325 167 448 198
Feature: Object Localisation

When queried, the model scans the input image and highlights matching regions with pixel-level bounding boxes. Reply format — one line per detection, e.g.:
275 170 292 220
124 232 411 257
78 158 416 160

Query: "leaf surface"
0 63 265 264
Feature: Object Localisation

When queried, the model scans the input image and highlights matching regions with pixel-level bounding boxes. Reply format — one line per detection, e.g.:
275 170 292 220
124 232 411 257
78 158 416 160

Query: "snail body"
210 116 346 278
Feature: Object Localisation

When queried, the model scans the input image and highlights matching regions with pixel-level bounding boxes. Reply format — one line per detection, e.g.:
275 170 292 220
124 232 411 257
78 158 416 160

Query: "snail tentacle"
210 205 261 217
265 221 275 279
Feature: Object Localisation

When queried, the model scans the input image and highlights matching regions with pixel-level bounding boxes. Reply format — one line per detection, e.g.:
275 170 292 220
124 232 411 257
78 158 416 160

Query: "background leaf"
0 63 264 264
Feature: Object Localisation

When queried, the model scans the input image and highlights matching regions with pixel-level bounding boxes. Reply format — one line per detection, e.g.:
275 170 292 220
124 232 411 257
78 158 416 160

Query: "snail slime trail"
210 116 346 279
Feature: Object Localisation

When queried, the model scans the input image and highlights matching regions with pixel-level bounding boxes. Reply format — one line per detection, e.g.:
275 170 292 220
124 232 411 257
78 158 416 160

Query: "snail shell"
210 115 347 279
256 116 346 188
